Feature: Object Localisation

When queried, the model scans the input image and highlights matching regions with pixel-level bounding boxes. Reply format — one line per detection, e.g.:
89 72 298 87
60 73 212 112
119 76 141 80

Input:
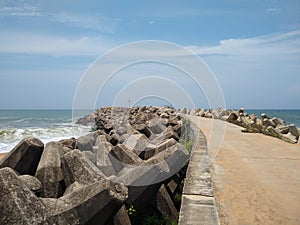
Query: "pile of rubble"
181 107 300 144
0 106 194 225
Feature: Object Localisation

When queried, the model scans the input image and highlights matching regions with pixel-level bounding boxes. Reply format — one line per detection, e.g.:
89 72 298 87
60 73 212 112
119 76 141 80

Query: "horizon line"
0 108 300 111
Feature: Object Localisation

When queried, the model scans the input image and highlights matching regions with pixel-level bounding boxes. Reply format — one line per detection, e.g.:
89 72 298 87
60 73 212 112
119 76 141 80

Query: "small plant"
261 128 282 139
179 138 184 145
174 193 182 205
179 178 185 191
179 138 194 153
127 205 136 221
184 139 194 152
182 118 191 126
241 128 250 133
143 214 167 225
179 117 194 152
143 214 177 225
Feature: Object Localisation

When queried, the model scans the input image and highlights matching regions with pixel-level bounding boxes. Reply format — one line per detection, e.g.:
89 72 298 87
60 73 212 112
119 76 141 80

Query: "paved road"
187 115 300 225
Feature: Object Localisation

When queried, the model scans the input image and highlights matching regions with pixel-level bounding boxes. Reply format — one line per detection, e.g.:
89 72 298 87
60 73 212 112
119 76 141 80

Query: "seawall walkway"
184 115 300 225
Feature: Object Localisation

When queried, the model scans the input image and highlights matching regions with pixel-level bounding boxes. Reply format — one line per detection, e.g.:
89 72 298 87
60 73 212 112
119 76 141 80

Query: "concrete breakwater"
180 108 300 145
0 106 196 225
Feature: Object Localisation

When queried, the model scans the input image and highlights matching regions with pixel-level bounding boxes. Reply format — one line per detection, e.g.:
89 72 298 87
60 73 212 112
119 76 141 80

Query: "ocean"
246 110 300 127
0 109 299 153
0 110 91 153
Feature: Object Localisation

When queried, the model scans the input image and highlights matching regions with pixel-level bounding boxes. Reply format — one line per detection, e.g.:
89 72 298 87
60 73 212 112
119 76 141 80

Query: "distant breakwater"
180 108 300 145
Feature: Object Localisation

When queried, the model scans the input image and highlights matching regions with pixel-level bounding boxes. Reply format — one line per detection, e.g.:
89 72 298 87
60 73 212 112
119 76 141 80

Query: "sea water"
246 110 300 128
0 110 91 153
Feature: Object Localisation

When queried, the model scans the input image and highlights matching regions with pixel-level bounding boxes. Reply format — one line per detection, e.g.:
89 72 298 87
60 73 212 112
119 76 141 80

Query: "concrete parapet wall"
178 117 220 225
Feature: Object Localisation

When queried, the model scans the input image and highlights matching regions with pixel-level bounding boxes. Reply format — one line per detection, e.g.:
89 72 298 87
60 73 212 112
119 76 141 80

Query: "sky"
0 0 299 109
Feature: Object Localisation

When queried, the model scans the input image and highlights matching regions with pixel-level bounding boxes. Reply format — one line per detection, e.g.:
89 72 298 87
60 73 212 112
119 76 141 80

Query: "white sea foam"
0 124 91 153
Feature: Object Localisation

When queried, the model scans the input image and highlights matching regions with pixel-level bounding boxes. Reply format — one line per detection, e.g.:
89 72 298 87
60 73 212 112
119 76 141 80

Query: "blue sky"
0 0 299 109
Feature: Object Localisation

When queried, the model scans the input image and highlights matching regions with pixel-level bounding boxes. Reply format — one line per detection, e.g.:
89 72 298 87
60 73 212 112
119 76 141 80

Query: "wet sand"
188 116 300 225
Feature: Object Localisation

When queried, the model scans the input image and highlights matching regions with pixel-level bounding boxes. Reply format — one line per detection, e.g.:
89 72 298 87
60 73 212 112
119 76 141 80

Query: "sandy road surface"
188 116 300 225
0 153 6 160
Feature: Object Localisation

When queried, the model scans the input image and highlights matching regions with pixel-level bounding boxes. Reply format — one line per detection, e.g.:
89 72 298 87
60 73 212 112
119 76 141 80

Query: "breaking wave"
0 124 90 153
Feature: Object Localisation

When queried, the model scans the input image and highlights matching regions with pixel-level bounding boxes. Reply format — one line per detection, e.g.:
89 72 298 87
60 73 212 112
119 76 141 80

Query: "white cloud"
0 1 120 33
187 30 300 57
0 1 41 17
0 33 191 58
140 8 235 19
50 12 121 33
149 20 154 25
187 31 300 109
266 8 280 12
0 32 115 56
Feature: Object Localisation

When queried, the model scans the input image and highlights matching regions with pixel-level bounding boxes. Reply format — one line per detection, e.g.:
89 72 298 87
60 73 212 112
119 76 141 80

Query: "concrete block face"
0 167 48 225
114 205 132 225
133 123 152 138
112 144 143 165
289 124 299 139
155 138 177 154
83 151 96 165
58 180 128 225
156 184 178 222
95 136 119 176
275 125 289 134
123 133 150 155
281 132 298 144
35 141 65 198
63 149 104 185
19 174 42 196
148 118 167 134
59 137 76 149
167 178 178 195
76 132 99 151
0 137 44 176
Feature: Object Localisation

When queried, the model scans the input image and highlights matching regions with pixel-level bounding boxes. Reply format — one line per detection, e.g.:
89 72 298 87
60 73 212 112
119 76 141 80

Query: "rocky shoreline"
0 106 194 225
179 108 300 145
